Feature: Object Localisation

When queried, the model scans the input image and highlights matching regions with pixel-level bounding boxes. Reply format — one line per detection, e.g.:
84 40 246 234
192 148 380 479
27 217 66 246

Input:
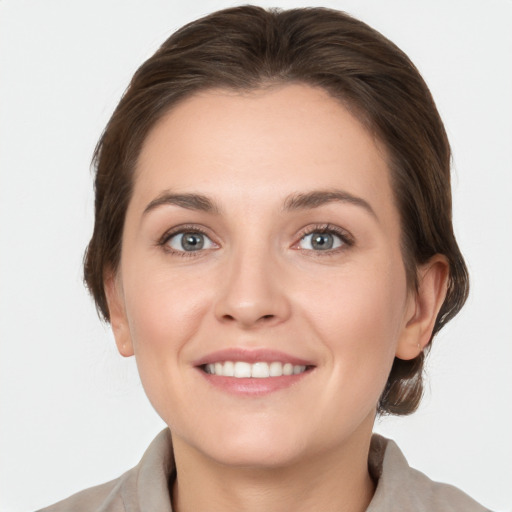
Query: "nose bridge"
214 237 290 328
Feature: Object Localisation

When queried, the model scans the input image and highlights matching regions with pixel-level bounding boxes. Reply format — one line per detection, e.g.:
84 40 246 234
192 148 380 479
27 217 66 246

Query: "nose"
214 246 291 329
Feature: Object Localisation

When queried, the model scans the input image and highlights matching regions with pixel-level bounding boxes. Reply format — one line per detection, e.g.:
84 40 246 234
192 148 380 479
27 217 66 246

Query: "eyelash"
157 223 354 257
295 223 355 255
158 224 216 258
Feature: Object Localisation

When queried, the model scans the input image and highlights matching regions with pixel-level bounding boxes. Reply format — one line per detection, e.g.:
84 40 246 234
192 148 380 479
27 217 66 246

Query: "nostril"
220 313 276 326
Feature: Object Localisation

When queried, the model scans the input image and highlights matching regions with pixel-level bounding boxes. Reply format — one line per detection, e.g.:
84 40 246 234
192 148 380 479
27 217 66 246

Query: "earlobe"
396 255 449 360
104 271 134 358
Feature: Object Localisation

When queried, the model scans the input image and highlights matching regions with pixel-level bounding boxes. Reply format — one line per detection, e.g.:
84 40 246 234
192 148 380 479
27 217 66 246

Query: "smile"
203 361 308 378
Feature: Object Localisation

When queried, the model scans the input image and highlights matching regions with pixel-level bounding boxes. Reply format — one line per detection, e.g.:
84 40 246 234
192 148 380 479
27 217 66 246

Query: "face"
108 84 423 468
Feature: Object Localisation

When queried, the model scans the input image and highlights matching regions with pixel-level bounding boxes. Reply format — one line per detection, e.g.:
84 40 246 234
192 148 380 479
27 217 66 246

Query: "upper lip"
192 348 315 367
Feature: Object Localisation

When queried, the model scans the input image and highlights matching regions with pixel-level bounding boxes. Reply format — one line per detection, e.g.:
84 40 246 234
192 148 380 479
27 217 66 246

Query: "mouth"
202 361 310 378
194 349 315 395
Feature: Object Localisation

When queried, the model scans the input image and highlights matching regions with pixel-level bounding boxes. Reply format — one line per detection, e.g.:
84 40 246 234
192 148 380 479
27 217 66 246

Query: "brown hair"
84 5 469 415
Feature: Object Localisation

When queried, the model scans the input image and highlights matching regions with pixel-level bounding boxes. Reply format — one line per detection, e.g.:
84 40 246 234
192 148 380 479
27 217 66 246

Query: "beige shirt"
38 429 490 512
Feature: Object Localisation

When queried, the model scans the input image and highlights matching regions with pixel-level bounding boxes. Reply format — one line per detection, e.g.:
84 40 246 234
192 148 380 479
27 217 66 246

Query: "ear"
104 270 134 358
396 255 450 360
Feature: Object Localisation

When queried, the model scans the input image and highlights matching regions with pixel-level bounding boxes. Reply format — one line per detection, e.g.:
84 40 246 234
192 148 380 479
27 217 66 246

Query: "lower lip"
198 369 312 395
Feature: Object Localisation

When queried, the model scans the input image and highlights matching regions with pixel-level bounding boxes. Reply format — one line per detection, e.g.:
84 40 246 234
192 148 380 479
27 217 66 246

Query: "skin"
106 84 448 512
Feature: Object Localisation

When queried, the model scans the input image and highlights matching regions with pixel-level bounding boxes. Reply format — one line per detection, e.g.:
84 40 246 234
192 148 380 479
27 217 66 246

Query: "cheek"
119 262 217 425
121 255 215 377
300 256 408 386
125 269 209 347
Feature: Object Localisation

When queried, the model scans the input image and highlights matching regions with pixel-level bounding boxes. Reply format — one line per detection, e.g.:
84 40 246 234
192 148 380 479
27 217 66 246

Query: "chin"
184 418 313 469
209 440 306 469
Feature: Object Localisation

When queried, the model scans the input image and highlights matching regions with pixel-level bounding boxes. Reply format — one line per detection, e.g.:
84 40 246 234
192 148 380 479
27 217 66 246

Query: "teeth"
234 361 252 378
269 361 283 377
223 361 234 377
204 361 307 378
251 362 270 378
283 363 293 376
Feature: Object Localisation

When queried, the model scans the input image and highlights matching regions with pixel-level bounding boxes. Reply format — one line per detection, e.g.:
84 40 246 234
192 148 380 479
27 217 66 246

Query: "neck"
171 424 376 512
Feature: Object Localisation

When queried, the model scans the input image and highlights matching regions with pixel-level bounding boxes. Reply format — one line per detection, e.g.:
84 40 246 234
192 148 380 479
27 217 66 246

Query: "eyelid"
156 223 353 255
292 223 355 251
158 224 219 254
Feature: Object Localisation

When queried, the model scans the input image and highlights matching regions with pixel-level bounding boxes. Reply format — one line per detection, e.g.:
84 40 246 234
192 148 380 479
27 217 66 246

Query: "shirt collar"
123 429 486 512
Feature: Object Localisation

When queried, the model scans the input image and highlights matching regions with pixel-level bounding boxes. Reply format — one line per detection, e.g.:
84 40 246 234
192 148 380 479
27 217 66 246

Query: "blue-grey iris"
311 233 334 250
181 233 205 251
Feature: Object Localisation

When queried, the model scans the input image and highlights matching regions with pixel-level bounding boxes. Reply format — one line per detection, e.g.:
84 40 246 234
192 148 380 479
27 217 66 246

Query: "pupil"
312 233 333 250
182 233 204 251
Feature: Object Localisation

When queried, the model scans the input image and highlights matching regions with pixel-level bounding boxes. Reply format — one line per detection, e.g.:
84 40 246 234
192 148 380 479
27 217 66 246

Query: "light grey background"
1 1 511 511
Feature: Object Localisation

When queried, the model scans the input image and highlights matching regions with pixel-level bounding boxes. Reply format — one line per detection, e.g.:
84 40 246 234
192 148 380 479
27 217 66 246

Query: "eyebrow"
142 188 376 219
283 189 377 219
143 192 220 215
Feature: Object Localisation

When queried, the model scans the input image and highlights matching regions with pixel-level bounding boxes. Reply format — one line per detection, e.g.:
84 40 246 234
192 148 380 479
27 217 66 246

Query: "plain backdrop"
1 1 511 511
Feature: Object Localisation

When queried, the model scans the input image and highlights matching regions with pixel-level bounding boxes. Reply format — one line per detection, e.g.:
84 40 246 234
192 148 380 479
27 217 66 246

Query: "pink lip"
199 371 312 396
193 348 313 367
193 348 315 396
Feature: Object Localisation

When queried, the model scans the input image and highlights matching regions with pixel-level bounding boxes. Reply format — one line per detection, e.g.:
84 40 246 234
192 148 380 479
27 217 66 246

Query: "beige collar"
118 429 488 512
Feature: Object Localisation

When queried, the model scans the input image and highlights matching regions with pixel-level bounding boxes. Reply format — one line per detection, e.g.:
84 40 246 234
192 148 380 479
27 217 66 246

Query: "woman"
35 5 491 511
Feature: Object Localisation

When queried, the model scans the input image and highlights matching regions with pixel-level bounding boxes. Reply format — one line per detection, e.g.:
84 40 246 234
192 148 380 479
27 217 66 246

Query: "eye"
166 231 216 252
298 231 345 251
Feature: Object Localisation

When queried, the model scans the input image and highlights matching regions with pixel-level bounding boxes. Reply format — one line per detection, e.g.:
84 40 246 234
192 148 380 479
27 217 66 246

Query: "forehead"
132 84 396 221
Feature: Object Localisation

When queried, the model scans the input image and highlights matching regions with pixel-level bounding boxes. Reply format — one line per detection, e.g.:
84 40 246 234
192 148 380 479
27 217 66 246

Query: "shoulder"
36 472 130 512
367 434 491 512
36 429 175 512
